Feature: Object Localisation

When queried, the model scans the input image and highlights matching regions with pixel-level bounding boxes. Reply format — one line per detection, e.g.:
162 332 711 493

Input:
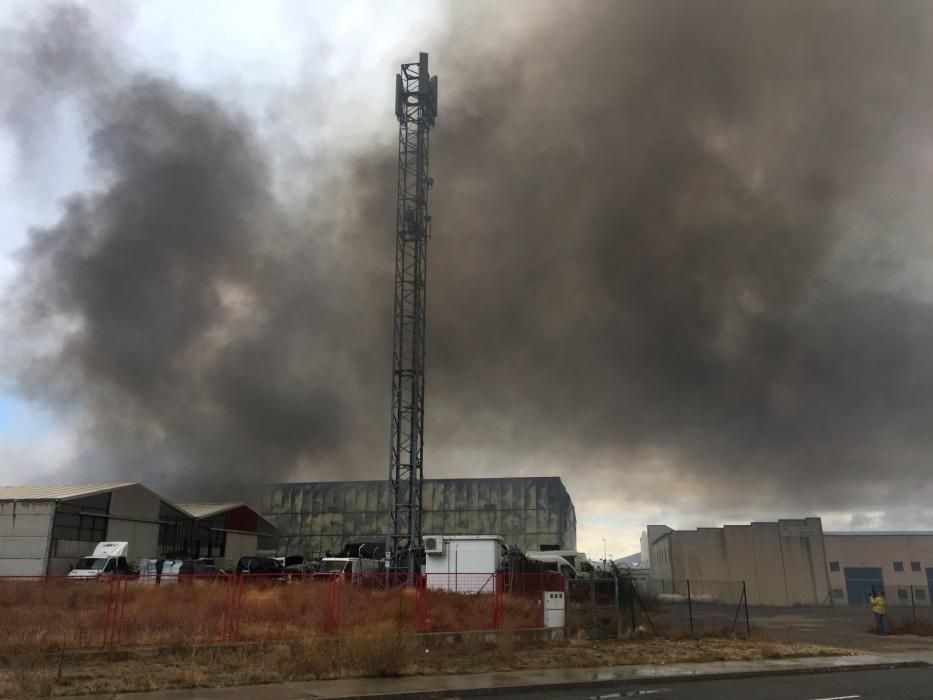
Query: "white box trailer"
423 535 504 593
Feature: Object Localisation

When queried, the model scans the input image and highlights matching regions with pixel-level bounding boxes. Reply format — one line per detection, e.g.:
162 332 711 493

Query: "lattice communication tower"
387 53 438 573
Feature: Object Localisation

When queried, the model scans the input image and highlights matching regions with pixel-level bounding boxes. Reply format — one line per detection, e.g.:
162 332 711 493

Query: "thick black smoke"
423 1 933 516
6 2 933 518
5 6 388 494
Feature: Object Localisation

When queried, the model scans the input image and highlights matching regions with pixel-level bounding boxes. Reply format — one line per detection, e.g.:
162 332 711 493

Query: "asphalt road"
489 667 933 700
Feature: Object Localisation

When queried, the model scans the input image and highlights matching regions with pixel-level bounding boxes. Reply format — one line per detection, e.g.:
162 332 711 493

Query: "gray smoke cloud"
5 5 388 495
6 2 933 518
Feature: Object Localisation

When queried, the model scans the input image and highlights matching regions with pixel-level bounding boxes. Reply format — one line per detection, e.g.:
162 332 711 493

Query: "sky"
3 1 933 560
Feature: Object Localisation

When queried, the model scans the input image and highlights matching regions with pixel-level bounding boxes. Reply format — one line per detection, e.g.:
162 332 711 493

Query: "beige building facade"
644 518 832 605
643 518 933 607
824 532 933 607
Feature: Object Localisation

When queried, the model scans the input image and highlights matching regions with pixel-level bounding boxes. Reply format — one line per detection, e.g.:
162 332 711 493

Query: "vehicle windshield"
321 560 349 574
74 557 106 571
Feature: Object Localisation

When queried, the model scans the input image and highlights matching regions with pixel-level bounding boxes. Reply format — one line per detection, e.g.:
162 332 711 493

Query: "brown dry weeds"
0 578 543 655
0 634 854 699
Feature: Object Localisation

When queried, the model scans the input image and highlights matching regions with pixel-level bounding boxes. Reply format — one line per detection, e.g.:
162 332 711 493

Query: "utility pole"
387 53 438 575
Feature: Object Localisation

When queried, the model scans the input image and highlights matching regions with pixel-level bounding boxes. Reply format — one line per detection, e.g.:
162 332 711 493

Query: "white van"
525 551 599 579
319 556 379 579
68 542 134 578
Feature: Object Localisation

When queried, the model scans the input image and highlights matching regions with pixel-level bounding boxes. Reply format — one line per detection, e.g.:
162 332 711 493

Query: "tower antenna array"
387 53 438 574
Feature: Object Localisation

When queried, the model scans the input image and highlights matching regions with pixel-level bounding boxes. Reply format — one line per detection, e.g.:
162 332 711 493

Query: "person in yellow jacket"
869 591 888 635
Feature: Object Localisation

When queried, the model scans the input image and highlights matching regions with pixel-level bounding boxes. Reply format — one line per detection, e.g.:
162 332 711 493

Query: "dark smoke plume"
6 2 933 520
6 5 386 495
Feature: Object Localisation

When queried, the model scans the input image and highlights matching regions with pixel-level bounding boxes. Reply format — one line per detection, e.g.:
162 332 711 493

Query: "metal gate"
844 567 884 606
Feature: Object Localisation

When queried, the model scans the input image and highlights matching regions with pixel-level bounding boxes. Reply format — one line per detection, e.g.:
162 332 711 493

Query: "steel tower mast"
387 53 438 573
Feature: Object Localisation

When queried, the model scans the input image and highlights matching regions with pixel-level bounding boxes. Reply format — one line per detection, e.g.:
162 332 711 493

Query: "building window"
894 561 904 572
916 589 927 601
911 561 921 572
51 504 108 543
832 588 844 600
829 561 840 572
898 589 909 601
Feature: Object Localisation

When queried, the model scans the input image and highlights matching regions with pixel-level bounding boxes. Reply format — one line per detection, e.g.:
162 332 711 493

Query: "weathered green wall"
259 477 576 558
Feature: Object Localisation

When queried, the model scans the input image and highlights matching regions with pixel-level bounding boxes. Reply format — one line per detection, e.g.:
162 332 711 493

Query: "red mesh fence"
0 571 567 652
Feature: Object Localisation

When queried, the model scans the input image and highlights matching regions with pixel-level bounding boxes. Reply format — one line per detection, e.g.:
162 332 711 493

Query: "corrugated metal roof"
0 482 137 501
176 502 245 519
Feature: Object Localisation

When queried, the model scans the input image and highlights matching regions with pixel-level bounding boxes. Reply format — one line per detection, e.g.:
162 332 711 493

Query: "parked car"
275 555 306 569
281 560 320 582
235 556 284 576
179 559 225 576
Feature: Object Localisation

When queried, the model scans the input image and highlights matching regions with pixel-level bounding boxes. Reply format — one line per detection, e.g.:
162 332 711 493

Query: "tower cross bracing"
387 52 437 573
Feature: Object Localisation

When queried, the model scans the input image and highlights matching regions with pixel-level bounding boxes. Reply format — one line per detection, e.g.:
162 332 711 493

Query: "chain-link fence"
564 576 750 639
639 579 750 637
861 585 933 634
567 577 621 639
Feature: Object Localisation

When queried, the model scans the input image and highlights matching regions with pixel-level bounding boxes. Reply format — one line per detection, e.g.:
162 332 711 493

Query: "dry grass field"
0 578 858 698
0 576 545 654
0 633 854 698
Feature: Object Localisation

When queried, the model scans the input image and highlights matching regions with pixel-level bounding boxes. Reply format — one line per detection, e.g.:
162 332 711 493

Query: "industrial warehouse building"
642 518 933 606
0 483 276 575
642 518 831 605
825 532 933 606
176 502 278 562
1 477 572 574
259 477 576 559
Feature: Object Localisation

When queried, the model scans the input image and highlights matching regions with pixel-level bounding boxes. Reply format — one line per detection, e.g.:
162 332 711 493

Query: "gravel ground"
743 605 933 653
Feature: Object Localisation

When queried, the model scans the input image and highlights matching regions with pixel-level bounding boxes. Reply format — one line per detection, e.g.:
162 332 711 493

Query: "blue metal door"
844 567 884 606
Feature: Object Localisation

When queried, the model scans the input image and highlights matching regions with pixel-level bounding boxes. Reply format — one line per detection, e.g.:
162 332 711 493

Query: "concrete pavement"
495 665 933 700
64 653 930 700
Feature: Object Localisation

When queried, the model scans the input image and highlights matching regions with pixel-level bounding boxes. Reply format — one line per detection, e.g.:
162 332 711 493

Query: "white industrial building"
0 483 276 575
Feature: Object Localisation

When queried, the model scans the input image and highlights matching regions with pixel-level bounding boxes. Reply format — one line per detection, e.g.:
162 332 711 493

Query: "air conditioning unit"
424 536 444 556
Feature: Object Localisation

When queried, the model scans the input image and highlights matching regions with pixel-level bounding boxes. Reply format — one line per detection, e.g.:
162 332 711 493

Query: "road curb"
341 660 930 699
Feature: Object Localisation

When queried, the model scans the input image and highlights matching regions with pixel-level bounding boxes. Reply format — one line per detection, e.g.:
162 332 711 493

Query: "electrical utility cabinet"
543 590 566 628
423 535 504 593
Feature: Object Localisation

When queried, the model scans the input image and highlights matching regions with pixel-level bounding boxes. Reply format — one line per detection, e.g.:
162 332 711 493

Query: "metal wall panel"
258 477 575 559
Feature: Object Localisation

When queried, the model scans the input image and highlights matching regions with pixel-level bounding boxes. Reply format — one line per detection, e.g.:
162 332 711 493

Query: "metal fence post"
234 574 244 640
743 581 750 637
686 579 695 637
102 575 116 648
590 577 597 640
629 579 636 631
222 574 233 641
415 574 427 633
492 572 502 630
613 575 621 638
118 576 128 646
912 585 916 626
